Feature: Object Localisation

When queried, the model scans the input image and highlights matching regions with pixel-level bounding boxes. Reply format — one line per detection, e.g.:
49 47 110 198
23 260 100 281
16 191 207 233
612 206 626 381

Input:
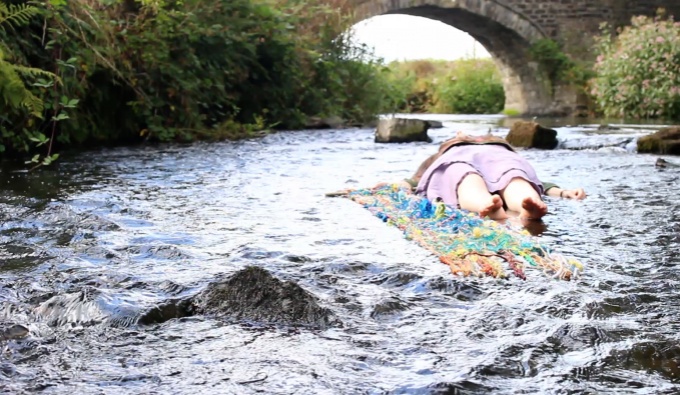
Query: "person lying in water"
385 132 586 221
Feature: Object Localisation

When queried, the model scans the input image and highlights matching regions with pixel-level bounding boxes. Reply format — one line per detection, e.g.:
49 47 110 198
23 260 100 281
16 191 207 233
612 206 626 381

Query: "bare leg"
500 177 547 220
457 173 508 220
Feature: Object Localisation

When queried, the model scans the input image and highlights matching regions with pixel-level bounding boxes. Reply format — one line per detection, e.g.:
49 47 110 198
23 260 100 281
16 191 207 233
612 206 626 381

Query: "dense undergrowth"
1 0 677 162
0 0 404 159
590 11 680 119
384 59 505 115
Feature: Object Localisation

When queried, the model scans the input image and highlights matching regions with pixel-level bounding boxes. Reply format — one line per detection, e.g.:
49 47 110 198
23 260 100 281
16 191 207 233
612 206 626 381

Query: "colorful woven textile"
346 185 583 280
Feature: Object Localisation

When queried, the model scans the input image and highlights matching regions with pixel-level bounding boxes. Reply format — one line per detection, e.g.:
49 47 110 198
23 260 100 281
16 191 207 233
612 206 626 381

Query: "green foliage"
502 108 521 117
529 39 576 88
590 12 680 119
432 59 505 114
300 35 405 124
0 0 402 156
0 0 83 168
0 1 38 29
0 2 46 117
0 49 44 116
0 0 68 161
385 59 505 114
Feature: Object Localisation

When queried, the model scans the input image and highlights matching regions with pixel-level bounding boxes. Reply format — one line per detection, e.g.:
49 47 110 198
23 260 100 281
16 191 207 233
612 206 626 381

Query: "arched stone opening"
353 0 552 115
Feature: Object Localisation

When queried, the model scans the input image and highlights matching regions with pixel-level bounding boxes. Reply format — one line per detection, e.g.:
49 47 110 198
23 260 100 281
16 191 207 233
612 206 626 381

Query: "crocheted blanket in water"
347 185 583 280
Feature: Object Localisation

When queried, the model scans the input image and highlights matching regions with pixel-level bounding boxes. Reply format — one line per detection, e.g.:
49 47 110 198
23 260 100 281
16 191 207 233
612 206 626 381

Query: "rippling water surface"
1 115 680 394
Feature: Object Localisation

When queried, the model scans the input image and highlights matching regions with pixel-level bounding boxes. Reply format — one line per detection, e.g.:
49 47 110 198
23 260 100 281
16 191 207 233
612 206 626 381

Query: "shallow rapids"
1 115 679 394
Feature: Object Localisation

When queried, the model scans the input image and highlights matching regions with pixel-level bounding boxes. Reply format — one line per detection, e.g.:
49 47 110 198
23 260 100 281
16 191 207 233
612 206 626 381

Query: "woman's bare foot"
479 195 508 220
519 197 548 219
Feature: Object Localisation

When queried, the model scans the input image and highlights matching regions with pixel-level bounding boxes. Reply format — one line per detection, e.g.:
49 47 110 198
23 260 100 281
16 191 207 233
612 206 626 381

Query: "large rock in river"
193 266 338 329
637 127 680 155
375 118 431 143
506 121 558 149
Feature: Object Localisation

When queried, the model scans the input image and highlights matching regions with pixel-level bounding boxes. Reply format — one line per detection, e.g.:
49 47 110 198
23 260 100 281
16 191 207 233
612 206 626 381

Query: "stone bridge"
351 0 680 115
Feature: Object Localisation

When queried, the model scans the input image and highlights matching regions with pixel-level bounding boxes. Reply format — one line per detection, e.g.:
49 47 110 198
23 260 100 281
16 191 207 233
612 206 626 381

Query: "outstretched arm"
543 182 587 200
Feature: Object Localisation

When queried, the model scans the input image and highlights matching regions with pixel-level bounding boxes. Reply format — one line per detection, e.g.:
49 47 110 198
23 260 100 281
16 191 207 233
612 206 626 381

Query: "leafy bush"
385 59 505 114
3 0 511 160
528 39 575 88
0 3 43 117
431 59 504 114
1 0 402 158
0 1 67 167
590 12 680 119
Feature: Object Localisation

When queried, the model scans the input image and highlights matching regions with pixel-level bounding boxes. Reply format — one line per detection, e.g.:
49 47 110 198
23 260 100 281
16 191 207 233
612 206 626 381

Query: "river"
1 115 679 394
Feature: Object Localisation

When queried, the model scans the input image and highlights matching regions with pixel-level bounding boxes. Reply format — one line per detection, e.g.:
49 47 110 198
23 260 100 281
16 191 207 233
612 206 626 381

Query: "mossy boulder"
506 121 558 149
375 118 431 143
637 127 680 155
193 266 339 329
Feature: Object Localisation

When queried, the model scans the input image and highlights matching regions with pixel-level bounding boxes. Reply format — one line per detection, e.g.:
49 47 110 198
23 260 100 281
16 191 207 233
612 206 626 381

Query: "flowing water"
1 115 679 394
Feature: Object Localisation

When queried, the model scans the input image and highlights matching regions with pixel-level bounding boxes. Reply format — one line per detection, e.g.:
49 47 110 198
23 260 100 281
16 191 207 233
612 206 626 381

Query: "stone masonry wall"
506 0 680 112
351 0 680 115
502 0 680 38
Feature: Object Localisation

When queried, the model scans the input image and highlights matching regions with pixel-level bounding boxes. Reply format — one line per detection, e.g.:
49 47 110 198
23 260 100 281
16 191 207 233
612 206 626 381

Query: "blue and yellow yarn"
347 184 583 280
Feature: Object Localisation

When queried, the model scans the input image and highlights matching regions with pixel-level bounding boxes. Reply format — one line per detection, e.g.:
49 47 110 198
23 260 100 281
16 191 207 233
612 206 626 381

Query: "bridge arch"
353 0 553 115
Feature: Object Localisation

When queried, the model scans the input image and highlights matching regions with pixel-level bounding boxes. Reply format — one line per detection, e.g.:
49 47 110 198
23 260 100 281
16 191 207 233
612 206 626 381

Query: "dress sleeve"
541 181 559 194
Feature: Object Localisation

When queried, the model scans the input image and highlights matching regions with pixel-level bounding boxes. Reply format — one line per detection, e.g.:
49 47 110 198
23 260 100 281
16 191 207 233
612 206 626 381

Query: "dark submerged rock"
424 120 443 129
597 124 620 131
370 297 412 319
304 116 345 130
603 340 680 382
137 299 196 325
194 266 339 329
638 127 680 155
383 117 442 130
0 324 29 341
656 157 679 168
506 121 558 149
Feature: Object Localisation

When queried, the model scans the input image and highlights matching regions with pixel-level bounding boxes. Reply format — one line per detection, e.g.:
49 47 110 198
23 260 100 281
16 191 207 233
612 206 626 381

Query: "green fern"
0 0 54 117
13 62 61 81
0 48 44 116
0 2 40 31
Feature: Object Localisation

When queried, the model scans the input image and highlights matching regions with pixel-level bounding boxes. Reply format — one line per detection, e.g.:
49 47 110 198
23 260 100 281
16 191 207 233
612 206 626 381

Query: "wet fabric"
416 144 544 207
346 185 582 280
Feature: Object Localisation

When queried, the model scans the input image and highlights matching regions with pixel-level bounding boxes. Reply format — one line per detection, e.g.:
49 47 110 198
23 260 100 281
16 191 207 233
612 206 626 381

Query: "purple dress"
415 144 544 207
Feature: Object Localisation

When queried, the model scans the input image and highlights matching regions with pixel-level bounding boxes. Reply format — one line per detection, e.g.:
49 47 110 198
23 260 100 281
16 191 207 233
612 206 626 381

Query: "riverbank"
0 0 401 158
2 1 678 165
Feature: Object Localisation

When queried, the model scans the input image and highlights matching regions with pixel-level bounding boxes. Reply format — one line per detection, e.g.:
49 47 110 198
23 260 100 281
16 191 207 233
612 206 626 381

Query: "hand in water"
562 188 587 200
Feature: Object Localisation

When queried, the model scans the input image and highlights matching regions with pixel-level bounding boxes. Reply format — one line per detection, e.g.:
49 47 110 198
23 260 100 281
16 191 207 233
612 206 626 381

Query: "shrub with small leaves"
590 13 680 119
384 59 505 114
432 59 505 114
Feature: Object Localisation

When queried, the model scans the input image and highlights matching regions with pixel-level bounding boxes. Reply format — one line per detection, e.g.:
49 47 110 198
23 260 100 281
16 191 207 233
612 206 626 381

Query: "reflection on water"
1 116 680 394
